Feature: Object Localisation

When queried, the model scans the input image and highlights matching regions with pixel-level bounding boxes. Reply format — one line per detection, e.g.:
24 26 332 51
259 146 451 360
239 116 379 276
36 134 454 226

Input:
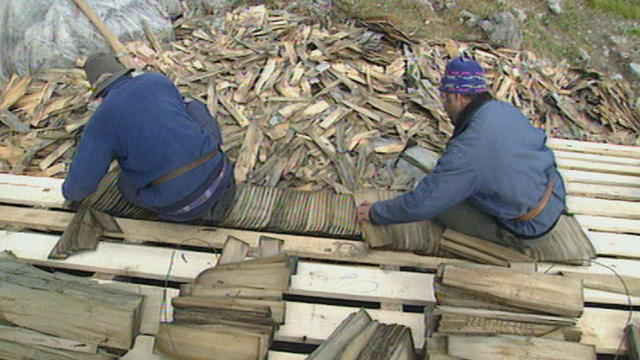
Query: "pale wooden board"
587 231 640 258
560 169 640 188
566 196 640 219
539 257 640 278
548 138 640 159
289 262 436 305
557 157 640 176
566 182 640 201
583 288 640 306
0 173 65 207
122 335 307 360
0 204 461 270
276 301 425 348
0 230 218 282
554 150 640 166
579 307 640 354
575 215 640 235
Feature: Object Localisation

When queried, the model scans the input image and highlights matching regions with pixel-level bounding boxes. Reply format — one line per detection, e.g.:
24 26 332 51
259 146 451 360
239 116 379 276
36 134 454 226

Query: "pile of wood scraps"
156 237 294 360
0 5 638 195
425 262 597 360
0 253 143 360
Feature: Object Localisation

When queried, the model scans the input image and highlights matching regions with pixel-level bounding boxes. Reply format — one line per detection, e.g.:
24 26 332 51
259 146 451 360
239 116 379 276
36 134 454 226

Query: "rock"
511 8 527 22
608 35 628 46
200 0 237 15
628 63 640 79
479 11 523 49
578 48 590 62
460 10 480 28
546 0 562 14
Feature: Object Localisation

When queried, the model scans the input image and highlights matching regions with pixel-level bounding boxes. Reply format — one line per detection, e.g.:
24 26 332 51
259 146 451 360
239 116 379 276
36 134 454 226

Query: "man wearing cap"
62 53 235 222
356 55 566 250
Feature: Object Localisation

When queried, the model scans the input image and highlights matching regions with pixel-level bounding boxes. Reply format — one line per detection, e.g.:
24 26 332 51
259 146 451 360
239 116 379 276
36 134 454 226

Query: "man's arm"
62 134 114 202
368 148 479 225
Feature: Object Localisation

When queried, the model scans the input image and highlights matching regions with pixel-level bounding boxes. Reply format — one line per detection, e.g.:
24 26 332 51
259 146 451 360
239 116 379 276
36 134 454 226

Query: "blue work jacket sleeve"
369 147 479 225
62 133 114 202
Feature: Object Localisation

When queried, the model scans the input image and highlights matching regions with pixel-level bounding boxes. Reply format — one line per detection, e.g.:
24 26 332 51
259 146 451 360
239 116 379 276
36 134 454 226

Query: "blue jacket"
370 95 566 238
62 73 224 211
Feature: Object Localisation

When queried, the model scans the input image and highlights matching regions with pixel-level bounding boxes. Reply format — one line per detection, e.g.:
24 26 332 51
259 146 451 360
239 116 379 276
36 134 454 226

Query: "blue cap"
439 55 487 94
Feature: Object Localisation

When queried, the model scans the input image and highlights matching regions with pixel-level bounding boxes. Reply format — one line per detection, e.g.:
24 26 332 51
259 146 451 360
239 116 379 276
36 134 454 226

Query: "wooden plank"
548 138 640 159
556 158 640 176
0 205 462 270
579 307 639 354
566 182 640 201
583 288 640 306
566 197 640 219
0 174 65 208
539 257 640 278
289 262 435 305
448 334 597 360
587 231 640 258
560 169 640 188
575 215 640 234
275 302 425 348
554 150 640 166
122 335 308 360
0 324 98 354
0 230 218 282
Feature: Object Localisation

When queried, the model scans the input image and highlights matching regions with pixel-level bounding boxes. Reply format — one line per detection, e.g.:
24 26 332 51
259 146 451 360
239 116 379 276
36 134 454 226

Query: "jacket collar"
451 92 494 139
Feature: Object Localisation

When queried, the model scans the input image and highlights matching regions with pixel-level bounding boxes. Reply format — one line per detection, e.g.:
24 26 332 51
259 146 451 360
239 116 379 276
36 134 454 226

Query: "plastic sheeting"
0 0 176 81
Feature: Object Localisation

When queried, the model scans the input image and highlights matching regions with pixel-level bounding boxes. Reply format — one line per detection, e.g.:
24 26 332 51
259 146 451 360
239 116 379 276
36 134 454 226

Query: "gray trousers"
434 201 548 250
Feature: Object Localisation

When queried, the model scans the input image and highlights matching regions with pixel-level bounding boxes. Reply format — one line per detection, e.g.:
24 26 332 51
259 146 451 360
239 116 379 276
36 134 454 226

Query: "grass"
585 0 640 19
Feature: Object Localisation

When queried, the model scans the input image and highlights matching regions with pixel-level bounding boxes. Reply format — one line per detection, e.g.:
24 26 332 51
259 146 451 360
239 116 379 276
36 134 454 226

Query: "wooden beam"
557 158 640 176
579 307 639 354
560 169 640 188
554 150 640 166
566 197 640 219
575 215 640 235
587 231 640 258
0 174 65 208
0 205 462 270
566 182 640 202
547 138 640 159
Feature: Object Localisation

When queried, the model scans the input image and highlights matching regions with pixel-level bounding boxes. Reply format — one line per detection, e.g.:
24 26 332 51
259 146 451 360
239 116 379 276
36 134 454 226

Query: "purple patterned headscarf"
439 55 487 94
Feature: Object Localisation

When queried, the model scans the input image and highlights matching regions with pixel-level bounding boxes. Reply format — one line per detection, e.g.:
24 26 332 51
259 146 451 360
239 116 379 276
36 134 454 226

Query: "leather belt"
150 147 219 187
514 181 554 222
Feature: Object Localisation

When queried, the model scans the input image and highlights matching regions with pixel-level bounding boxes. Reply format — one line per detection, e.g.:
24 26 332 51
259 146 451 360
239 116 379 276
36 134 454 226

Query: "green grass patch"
585 0 640 19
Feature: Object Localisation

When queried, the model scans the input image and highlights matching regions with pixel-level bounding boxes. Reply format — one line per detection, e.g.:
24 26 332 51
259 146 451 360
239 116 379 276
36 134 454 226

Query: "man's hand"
356 201 373 222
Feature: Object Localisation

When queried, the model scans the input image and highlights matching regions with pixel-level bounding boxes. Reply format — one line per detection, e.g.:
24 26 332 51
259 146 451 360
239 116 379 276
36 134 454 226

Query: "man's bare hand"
356 201 373 222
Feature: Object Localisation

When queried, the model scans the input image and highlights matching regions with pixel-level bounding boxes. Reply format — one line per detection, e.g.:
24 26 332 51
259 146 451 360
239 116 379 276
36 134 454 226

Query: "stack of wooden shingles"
156 236 293 360
425 262 597 360
0 254 143 360
305 308 416 360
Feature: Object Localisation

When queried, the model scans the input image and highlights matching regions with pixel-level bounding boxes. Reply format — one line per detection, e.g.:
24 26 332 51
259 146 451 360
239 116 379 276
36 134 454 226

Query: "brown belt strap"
514 181 555 222
150 148 219 187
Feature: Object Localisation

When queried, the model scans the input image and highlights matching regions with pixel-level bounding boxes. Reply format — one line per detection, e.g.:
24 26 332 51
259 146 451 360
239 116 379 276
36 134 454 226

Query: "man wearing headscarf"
356 55 566 250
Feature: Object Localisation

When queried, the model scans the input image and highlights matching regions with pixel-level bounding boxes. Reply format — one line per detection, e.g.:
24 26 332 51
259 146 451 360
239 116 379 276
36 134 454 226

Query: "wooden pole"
71 0 138 69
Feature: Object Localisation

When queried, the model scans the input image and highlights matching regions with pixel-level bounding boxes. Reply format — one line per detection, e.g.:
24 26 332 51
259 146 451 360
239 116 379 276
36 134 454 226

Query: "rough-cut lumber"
566 182 640 201
0 339 115 360
575 215 640 235
0 230 218 281
437 263 584 317
306 309 372 360
0 324 98 354
587 231 640 258
566 196 640 219
560 169 640 188
554 150 640 166
447 334 597 360
0 255 143 350
556 158 640 176
547 138 640 159
156 323 268 360
578 307 639 354
289 261 435 305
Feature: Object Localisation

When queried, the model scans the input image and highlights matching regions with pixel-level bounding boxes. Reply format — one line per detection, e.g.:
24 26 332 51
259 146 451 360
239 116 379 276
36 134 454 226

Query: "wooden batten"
436 263 584 317
446 334 597 360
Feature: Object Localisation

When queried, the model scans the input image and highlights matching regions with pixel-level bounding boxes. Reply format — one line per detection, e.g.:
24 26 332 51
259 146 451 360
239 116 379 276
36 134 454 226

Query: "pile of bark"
0 253 143 360
156 237 293 360
424 262 597 360
305 308 416 360
0 5 639 194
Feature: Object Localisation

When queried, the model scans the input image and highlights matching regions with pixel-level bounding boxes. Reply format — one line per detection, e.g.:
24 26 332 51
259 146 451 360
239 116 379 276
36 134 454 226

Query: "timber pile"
156 248 293 360
0 5 639 194
305 308 416 360
425 262 598 360
0 253 143 360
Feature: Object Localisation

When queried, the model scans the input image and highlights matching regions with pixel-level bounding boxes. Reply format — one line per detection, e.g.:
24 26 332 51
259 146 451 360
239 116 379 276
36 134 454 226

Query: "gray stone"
628 63 640 79
459 10 480 28
546 0 562 14
511 8 527 22
479 11 523 49
578 48 590 62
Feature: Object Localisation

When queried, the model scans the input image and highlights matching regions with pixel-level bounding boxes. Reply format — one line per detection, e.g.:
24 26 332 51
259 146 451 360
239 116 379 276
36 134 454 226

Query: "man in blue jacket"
63 53 235 222
356 55 566 250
